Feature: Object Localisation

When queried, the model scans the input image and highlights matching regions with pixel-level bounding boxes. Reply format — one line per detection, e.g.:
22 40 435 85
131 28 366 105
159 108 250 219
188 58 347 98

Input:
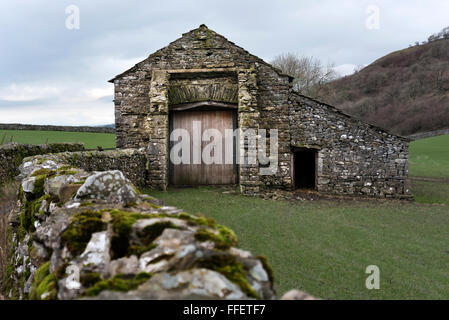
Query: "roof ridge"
109 25 293 82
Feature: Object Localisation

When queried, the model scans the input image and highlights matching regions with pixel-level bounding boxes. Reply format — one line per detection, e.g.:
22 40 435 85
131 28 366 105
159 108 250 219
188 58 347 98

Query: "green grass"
409 134 449 178
0 130 115 149
412 180 449 205
145 187 449 300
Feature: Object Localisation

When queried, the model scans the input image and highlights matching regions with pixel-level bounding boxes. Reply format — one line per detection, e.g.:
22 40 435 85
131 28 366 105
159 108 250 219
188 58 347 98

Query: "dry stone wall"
2 154 277 300
407 128 449 140
34 149 148 188
0 143 85 186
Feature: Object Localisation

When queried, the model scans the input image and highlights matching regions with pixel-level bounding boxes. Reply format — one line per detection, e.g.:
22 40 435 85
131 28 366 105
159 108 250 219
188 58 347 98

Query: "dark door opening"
293 149 317 189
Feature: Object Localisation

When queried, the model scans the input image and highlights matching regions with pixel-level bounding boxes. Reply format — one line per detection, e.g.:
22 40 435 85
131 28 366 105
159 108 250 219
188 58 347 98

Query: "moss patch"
31 168 56 177
178 212 216 227
36 158 51 165
257 255 274 283
148 254 174 264
32 174 46 198
61 210 106 256
18 193 55 241
110 209 180 258
197 254 258 299
4 263 16 299
140 221 180 244
29 262 57 300
54 263 70 280
194 225 237 250
110 210 148 259
83 272 152 297
80 272 102 288
129 221 180 257
128 243 157 257
79 202 94 207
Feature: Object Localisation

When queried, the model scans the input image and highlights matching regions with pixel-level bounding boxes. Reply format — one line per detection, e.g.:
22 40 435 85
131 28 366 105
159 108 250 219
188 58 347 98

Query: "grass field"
0 130 115 149
145 187 449 300
409 134 449 205
409 134 449 178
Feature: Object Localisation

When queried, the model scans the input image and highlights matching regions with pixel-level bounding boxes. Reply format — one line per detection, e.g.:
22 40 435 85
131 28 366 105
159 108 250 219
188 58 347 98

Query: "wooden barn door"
170 110 237 186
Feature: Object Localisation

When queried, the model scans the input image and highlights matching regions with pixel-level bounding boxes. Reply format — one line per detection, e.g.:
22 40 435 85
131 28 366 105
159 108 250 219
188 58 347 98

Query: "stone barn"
110 25 411 199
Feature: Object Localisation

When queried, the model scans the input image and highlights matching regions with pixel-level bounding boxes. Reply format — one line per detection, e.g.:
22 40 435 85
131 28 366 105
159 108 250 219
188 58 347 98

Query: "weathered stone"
131 218 188 239
91 269 248 300
59 184 82 203
281 289 318 300
75 170 138 204
21 177 37 193
45 175 72 198
34 207 75 250
29 242 49 266
108 255 139 277
78 231 111 273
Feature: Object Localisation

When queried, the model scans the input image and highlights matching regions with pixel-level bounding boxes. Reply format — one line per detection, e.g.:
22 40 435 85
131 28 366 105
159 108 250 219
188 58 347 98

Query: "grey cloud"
0 99 48 107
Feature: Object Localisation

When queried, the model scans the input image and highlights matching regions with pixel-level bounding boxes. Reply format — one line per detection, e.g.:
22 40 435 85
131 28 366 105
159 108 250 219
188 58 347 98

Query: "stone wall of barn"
289 94 412 199
112 25 292 193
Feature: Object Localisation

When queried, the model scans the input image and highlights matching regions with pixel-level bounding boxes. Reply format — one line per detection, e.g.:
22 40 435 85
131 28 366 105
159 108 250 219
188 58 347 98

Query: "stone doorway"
293 149 317 189
145 68 260 192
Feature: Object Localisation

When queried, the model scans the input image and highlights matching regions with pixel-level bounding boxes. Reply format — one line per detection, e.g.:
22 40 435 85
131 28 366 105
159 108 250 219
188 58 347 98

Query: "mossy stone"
61 210 106 256
194 225 237 250
197 254 258 299
29 262 57 300
83 272 152 297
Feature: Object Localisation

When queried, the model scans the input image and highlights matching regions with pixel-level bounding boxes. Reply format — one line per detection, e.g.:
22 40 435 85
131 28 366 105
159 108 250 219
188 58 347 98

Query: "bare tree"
428 26 449 43
271 53 339 100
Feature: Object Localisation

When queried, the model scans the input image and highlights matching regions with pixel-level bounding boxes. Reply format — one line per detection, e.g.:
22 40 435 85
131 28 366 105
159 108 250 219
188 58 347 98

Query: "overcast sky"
0 0 448 125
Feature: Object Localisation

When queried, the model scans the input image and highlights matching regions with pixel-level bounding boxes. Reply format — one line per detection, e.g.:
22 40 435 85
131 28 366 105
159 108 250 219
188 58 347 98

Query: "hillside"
322 38 449 136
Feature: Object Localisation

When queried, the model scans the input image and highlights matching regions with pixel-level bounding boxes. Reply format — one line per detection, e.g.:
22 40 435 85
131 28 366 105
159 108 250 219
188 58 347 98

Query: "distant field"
0 130 115 149
409 134 449 178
